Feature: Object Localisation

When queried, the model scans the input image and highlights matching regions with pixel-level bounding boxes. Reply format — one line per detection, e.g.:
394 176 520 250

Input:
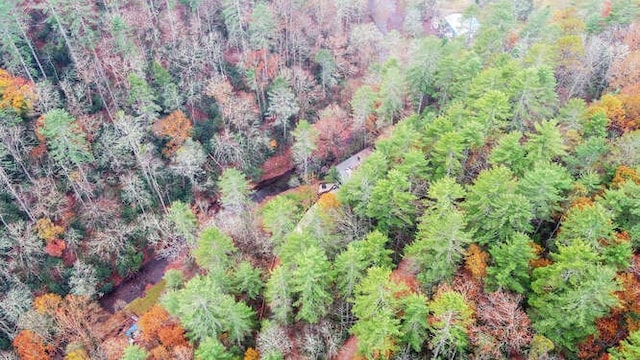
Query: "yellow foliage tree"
64 346 89 360
0 68 36 114
35 218 64 242
34 293 62 315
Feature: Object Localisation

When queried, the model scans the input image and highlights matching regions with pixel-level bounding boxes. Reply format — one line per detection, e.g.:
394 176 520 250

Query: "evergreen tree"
248 2 276 51
195 337 234 360
337 151 389 216
334 231 393 299
167 201 198 247
529 241 620 352
162 274 256 342
218 167 251 213
427 289 475 359
127 73 161 123
486 233 536 294
40 109 94 170
489 131 528 175
517 161 572 221
525 120 567 164
261 195 303 244
463 166 533 244
292 245 334 323
610 330 640 360
122 344 149 360
400 293 429 352
267 78 299 139
376 60 405 127
406 206 473 288
265 265 293 324
194 226 237 275
350 267 405 358
366 169 417 232
231 261 263 300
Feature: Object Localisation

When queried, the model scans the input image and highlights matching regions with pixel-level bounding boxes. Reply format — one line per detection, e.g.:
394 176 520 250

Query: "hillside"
3 0 640 359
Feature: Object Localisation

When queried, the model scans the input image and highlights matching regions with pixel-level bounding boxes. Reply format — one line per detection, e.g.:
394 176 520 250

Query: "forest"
2 0 640 358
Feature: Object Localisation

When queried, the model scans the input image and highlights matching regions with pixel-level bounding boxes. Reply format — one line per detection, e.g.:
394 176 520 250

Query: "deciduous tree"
267 78 299 139
291 119 318 181
12 329 51 360
152 110 193 157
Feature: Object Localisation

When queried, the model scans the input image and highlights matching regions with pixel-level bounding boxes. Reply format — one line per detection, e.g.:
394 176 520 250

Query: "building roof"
443 13 480 37
125 323 138 338
335 147 373 183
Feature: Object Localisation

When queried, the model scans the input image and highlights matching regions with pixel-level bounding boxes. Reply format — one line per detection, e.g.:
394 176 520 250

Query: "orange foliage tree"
13 330 52 360
620 84 640 130
138 304 188 349
54 295 107 354
0 68 36 114
149 345 171 359
317 192 340 210
45 238 67 257
152 110 193 157
598 94 626 128
157 324 187 348
612 165 640 188
464 244 489 280
244 347 260 360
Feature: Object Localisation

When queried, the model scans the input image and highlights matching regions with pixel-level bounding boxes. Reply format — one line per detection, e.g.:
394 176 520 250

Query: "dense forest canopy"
3 0 640 359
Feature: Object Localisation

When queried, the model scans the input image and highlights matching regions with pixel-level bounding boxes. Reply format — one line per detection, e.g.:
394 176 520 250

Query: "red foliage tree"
313 105 352 161
471 291 533 357
45 238 67 257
